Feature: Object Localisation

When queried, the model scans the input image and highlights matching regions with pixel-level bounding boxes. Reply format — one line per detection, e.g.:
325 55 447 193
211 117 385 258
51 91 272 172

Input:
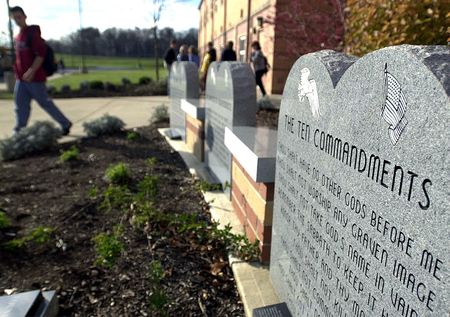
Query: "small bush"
139 76 152 85
127 131 140 141
137 175 159 201
93 230 124 268
105 163 131 184
197 180 222 192
79 81 89 91
150 104 169 124
0 121 61 161
146 157 158 167
82 114 125 137
104 82 117 92
149 260 168 313
89 80 104 90
150 80 167 95
121 77 131 86
0 211 11 229
257 96 275 109
59 145 80 162
60 85 71 94
100 184 132 212
47 85 56 95
2 226 54 251
30 226 54 244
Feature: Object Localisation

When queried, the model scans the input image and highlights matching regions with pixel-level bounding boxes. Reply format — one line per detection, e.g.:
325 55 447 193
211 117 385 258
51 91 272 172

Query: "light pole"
78 0 87 73
6 0 14 56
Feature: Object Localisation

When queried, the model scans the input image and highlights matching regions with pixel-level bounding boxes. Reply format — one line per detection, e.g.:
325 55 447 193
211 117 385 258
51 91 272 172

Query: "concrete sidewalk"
0 96 169 141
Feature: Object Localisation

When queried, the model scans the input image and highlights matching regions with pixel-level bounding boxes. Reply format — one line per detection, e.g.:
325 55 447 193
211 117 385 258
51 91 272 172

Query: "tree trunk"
153 27 160 81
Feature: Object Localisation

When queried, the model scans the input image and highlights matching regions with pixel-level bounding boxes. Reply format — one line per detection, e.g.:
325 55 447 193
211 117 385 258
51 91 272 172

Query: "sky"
0 0 199 44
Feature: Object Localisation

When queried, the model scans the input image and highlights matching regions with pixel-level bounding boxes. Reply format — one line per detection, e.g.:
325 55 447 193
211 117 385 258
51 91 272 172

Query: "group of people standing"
164 39 268 96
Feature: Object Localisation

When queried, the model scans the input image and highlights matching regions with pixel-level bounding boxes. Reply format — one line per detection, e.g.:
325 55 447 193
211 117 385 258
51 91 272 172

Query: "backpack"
262 55 270 75
26 27 58 76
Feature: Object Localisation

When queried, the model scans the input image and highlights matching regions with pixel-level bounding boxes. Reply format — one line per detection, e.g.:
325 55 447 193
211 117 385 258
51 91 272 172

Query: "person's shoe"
62 122 72 136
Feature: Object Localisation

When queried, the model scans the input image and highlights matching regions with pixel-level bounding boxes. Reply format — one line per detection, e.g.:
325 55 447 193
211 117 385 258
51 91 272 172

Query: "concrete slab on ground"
158 128 280 317
0 96 170 141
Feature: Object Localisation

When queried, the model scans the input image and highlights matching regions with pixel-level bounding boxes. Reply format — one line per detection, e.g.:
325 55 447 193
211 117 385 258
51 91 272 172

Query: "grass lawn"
49 69 168 91
0 90 13 100
56 54 164 69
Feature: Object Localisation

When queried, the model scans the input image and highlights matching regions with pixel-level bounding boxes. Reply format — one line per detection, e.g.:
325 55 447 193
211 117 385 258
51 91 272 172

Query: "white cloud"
1 0 199 40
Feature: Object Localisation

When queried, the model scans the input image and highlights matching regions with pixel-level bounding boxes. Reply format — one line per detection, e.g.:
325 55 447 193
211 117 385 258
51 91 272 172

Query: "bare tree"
151 0 164 81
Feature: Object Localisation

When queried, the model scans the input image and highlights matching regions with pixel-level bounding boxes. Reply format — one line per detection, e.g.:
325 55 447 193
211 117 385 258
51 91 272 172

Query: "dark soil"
0 122 243 316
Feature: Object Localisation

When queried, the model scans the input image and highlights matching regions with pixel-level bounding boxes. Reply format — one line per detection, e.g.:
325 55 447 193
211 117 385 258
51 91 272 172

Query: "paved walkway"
0 96 170 141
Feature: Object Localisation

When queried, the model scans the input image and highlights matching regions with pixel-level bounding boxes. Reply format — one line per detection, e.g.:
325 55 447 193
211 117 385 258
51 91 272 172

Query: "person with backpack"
10 6 72 135
250 41 268 97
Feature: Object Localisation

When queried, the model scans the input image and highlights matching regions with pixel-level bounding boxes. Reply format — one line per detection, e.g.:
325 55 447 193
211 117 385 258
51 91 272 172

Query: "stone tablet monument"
270 45 449 317
204 61 258 187
169 62 199 139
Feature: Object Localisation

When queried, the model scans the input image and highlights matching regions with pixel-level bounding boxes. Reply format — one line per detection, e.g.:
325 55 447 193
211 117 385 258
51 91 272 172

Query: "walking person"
199 42 216 92
177 44 189 62
10 6 72 135
250 41 268 96
164 39 177 71
188 45 200 68
220 41 237 61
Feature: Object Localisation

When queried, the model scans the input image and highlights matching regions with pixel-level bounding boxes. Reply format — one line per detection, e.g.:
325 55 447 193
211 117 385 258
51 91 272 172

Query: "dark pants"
255 70 267 96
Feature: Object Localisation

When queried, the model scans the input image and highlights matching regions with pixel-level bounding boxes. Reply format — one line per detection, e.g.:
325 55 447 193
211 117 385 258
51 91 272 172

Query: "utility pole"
6 0 14 56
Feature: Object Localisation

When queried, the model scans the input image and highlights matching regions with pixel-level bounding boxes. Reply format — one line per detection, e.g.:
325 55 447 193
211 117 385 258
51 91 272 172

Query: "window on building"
239 36 246 62
240 9 243 18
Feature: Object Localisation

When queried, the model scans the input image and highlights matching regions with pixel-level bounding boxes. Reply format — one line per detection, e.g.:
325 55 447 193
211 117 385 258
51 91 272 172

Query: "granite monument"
168 61 199 139
270 45 449 317
204 61 258 188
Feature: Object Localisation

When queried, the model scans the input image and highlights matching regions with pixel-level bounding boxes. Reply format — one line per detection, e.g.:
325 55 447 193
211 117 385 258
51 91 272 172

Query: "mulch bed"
0 122 243 316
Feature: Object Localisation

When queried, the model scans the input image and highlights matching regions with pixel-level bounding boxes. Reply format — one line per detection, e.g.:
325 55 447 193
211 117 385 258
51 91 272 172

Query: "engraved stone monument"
169 61 199 139
270 45 449 317
204 61 258 187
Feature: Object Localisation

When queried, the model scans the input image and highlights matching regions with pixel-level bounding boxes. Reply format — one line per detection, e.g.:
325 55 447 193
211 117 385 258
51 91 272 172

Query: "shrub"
100 184 132 212
197 180 222 192
89 80 104 90
257 96 275 110
137 175 159 201
59 145 80 162
93 229 124 268
127 131 140 141
79 81 89 91
149 260 168 313
138 76 152 85
150 80 167 95
345 0 448 56
104 163 131 184
0 121 61 161
60 85 71 94
82 114 125 137
150 104 169 124
0 211 11 229
121 77 131 86
146 157 158 167
47 85 56 95
2 226 54 251
104 82 117 92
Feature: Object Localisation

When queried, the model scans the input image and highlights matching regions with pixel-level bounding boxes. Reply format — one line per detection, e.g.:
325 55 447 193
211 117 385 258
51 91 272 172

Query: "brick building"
198 0 345 94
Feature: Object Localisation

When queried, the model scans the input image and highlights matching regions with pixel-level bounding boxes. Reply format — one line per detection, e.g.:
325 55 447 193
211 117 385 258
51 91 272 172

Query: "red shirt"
14 25 47 82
